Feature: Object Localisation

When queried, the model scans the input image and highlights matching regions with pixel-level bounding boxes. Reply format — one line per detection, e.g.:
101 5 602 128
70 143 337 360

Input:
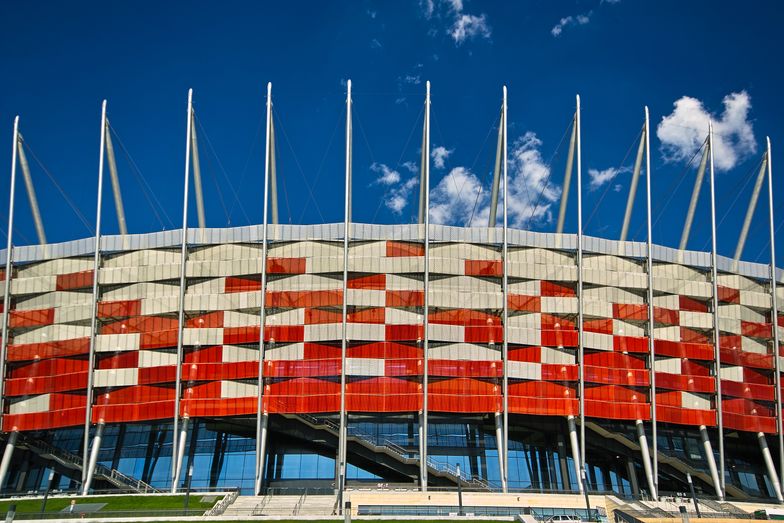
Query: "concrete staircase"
286 413 491 490
16 433 159 493
223 494 337 516
585 422 749 500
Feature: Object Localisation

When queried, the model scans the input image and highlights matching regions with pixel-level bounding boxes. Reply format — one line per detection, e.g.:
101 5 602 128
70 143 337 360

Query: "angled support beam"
0 431 18 491
733 156 768 269
81 421 105 495
759 432 783 502
567 415 583 493
700 425 723 499
0 117 20 431
191 117 206 231
679 144 709 252
255 82 274 496
269 109 279 225
620 127 646 242
172 89 194 492
556 120 576 234
489 106 504 227
104 127 128 237
16 139 46 245
418 99 428 225
82 100 108 490
636 420 657 500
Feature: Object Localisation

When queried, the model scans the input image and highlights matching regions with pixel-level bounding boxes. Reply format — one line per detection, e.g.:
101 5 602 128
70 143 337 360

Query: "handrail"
204 489 238 516
289 413 492 490
17 433 159 493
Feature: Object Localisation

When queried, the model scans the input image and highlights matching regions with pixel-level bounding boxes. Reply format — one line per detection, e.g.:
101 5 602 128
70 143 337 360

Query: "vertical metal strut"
644 107 658 490
172 89 194 492
254 82 274 496
501 85 509 493
0 116 20 431
707 121 725 500
82 100 108 492
576 95 585 471
338 79 352 503
766 137 784 494
421 80 431 491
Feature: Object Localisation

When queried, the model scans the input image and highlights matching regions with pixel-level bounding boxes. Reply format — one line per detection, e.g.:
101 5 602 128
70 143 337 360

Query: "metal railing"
292 413 492 490
203 489 238 516
17 434 159 494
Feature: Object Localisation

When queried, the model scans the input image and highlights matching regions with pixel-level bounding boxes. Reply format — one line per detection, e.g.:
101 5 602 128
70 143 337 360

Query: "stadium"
0 82 782 518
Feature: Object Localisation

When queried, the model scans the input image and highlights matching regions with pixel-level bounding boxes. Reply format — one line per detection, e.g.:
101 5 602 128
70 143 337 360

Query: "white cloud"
420 0 435 18
371 163 401 185
551 12 591 37
428 131 561 228
450 13 491 44
430 166 487 225
403 74 421 85
372 163 419 214
402 161 418 173
656 91 756 172
588 166 629 190
420 0 491 45
431 146 453 169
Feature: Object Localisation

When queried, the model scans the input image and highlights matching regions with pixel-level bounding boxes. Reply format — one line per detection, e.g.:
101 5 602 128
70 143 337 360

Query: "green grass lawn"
0 494 218 515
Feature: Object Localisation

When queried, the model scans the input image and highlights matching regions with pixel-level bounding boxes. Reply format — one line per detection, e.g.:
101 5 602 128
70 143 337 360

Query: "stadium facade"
0 83 782 504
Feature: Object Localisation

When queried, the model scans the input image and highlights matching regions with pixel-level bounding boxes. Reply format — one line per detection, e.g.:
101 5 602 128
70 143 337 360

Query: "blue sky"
1 0 783 265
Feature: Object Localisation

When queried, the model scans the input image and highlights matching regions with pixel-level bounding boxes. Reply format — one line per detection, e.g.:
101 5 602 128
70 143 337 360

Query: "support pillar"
81 421 105 495
636 420 657 500
494 412 506 491
0 117 20 429
707 122 726 496
0 431 18 491
171 416 189 493
567 415 583 493
172 89 194 488
700 425 723 500
421 81 431 493
758 432 783 502
418 411 426 489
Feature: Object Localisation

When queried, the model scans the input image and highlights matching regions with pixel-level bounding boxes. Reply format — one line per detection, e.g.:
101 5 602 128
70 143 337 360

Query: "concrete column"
255 413 269 495
171 416 189 493
81 421 105 495
0 432 18 491
567 416 583 493
700 425 723 500
636 420 657 500
758 432 784 502
494 412 506 491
